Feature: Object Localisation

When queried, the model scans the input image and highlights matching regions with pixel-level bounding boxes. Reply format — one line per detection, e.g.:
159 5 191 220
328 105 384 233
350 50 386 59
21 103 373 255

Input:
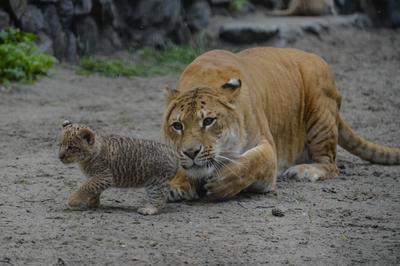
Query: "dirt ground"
0 27 399 266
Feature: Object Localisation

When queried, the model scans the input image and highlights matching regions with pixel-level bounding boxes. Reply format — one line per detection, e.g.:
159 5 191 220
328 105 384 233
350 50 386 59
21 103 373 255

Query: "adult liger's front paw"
168 186 199 202
204 175 244 200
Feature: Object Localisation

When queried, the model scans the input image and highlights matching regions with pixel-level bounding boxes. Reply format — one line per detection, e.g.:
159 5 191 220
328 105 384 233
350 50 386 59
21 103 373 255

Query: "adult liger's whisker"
210 160 223 179
215 155 244 169
213 158 243 180
218 150 242 159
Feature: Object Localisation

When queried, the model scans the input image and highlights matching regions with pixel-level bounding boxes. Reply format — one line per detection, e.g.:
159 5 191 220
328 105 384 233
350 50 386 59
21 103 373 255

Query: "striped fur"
339 117 400 165
59 122 179 215
162 47 399 201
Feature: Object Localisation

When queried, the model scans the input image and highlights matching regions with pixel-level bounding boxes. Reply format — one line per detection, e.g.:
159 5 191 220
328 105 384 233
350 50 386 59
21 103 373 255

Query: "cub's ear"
78 128 95 145
62 120 72 127
164 86 179 102
221 78 241 102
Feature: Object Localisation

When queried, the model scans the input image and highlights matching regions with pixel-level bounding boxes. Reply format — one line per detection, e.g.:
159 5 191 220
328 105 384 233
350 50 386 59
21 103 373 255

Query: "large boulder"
0 8 10 30
335 0 362 14
249 0 286 9
9 0 28 19
169 22 192 45
37 32 54 55
43 5 67 59
58 0 74 28
97 24 122 53
130 0 181 32
65 31 77 62
43 5 62 40
20 5 45 33
74 0 93 15
185 0 211 32
95 0 124 29
75 16 98 55
388 0 400 27
219 22 279 44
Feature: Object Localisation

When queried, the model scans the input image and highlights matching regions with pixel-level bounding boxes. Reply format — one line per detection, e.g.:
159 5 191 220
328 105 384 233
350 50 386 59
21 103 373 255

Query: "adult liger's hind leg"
282 110 339 181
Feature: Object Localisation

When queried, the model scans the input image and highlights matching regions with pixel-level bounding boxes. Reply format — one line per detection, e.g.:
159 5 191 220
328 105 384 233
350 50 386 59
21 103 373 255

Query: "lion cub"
58 121 179 215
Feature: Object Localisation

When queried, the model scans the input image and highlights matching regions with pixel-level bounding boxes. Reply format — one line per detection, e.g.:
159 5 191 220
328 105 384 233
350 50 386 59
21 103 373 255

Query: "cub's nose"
183 147 201 160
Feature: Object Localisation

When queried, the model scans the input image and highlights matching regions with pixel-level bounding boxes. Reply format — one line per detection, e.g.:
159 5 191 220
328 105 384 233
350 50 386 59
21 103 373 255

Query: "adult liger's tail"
338 117 400 165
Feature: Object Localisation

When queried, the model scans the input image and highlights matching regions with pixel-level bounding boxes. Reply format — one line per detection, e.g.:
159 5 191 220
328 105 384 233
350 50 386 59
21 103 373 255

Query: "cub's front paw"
67 192 99 209
137 206 159 215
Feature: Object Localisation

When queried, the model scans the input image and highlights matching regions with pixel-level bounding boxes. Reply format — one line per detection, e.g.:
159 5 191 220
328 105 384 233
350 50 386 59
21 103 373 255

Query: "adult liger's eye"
203 117 215 127
171 122 183 131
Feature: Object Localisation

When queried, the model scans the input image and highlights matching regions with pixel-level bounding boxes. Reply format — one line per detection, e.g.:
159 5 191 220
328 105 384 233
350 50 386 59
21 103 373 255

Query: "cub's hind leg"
282 110 339 181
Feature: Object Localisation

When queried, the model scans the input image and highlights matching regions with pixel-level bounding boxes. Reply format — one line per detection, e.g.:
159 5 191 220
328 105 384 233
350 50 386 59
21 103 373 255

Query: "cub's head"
163 78 244 178
58 121 98 164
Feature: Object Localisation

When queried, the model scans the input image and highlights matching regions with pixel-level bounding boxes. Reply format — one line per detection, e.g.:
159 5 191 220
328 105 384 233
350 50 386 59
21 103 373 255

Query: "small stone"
272 208 285 217
56 258 66 266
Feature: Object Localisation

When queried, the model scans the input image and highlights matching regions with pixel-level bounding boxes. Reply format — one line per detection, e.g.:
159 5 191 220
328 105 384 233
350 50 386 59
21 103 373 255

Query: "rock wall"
0 0 398 61
0 0 212 61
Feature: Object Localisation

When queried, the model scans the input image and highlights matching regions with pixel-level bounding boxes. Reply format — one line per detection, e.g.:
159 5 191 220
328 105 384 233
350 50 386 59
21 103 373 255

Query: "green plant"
78 46 204 78
0 28 57 86
230 0 248 12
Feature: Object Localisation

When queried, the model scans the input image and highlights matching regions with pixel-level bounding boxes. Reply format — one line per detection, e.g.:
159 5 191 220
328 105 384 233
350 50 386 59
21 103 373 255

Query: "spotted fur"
58 121 179 215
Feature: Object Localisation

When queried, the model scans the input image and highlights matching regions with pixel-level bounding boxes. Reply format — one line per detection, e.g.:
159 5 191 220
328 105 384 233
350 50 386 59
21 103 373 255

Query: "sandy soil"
0 28 399 266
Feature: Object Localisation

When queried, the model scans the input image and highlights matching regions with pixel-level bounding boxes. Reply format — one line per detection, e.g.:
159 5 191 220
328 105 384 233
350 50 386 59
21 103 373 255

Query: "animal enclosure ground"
0 28 399 265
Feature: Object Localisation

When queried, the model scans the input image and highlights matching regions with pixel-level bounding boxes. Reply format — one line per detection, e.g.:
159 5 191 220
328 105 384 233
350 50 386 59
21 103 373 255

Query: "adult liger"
163 47 400 201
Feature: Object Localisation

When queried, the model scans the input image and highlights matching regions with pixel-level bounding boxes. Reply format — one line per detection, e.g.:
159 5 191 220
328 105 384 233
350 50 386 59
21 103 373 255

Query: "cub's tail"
338 117 400 165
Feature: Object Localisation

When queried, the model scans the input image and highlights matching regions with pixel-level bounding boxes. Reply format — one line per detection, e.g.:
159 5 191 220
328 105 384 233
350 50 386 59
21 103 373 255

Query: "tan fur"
266 0 336 16
59 121 179 215
163 47 400 201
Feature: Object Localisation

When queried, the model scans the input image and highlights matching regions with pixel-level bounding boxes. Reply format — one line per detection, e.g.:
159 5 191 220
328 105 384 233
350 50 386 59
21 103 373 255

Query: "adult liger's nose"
183 147 201 160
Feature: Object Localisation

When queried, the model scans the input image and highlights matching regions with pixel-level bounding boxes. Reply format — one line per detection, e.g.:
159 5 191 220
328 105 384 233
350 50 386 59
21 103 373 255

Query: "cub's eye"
203 117 215 127
171 122 183 131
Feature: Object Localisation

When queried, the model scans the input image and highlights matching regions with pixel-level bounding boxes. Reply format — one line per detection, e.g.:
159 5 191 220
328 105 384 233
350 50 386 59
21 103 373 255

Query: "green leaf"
0 28 56 87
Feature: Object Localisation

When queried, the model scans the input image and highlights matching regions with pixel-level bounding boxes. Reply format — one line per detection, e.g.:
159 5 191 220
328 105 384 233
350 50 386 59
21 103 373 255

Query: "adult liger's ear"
164 86 179 103
221 78 241 102
78 128 95 145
